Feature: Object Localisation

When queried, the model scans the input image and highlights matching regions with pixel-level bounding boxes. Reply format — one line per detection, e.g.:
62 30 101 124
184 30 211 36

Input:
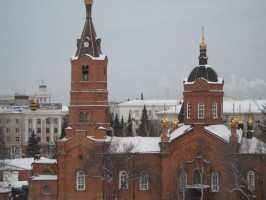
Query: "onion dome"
238 117 243 124
161 116 169 128
187 28 219 82
230 117 237 127
187 66 218 82
172 116 179 128
247 116 253 126
85 0 93 4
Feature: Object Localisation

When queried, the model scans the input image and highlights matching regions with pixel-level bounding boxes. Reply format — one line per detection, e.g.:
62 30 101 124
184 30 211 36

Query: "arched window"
82 65 89 81
85 112 90 124
187 103 191 119
119 171 128 190
79 112 84 123
247 171 255 191
193 169 202 184
140 171 149 190
198 103 205 119
211 172 219 192
42 185 50 194
14 147 21 155
212 102 218 119
76 171 85 191
179 170 187 191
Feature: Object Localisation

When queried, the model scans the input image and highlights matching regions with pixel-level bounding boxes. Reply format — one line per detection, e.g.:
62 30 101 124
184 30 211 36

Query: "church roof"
75 1 102 57
187 65 219 82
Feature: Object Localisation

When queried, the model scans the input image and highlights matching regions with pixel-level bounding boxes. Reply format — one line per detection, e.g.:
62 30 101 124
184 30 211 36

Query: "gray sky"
0 0 266 104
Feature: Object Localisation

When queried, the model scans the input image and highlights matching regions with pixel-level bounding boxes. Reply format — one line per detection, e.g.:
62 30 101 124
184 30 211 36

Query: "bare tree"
84 139 157 200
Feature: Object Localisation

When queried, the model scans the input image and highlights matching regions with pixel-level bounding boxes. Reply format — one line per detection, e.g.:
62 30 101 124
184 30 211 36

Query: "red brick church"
28 0 266 199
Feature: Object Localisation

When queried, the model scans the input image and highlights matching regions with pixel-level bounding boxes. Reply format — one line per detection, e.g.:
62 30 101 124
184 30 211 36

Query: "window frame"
187 103 191 119
198 103 205 119
42 185 51 194
82 65 89 81
140 171 149 191
119 171 128 190
76 171 86 191
247 171 255 191
211 171 219 192
79 112 84 123
212 102 218 119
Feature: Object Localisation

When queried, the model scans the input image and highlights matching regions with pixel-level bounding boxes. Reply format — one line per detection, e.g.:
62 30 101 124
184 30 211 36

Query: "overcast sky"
0 0 266 104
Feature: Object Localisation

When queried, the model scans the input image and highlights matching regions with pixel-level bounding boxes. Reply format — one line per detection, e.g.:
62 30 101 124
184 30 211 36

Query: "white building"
118 100 180 136
32 84 51 104
0 105 68 158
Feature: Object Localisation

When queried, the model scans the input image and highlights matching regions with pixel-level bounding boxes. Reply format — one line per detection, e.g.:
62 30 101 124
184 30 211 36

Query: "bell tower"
67 0 110 139
183 28 224 125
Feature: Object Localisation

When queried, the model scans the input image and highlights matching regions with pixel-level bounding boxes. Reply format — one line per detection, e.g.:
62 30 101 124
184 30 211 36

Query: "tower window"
212 102 218 119
198 103 205 119
193 169 202 184
211 171 219 192
187 103 191 119
79 112 84 123
85 112 90 124
82 65 89 81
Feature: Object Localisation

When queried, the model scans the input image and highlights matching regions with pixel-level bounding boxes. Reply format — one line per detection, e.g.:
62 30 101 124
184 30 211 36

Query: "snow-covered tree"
126 113 133 137
138 105 149 136
27 131 40 157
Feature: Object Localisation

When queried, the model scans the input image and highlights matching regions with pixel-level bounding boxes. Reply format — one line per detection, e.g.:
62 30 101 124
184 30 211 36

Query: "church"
27 0 266 200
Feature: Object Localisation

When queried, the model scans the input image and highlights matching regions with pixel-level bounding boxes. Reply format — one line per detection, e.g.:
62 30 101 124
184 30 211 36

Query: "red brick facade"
27 1 266 200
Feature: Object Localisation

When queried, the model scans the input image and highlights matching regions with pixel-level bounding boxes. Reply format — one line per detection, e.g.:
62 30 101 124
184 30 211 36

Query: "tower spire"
198 26 208 65
76 0 102 57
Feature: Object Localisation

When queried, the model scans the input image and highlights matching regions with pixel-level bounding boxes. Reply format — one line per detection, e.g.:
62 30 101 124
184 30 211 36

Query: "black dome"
187 65 218 82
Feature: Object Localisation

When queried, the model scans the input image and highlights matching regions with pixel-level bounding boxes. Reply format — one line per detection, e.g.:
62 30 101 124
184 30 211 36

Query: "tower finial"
85 0 93 5
199 26 207 50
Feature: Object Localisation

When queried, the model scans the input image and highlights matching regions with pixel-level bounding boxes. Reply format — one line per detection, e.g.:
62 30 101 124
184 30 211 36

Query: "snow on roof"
0 158 33 170
183 76 224 84
31 175 58 181
119 100 179 107
87 136 112 142
170 124 192 141
204 125 231 142
240 137 266 154
71 54 106 61
110 137 161 153
0 157 56 170
223 99 266 113
34 157 56 164
157 104 182 115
